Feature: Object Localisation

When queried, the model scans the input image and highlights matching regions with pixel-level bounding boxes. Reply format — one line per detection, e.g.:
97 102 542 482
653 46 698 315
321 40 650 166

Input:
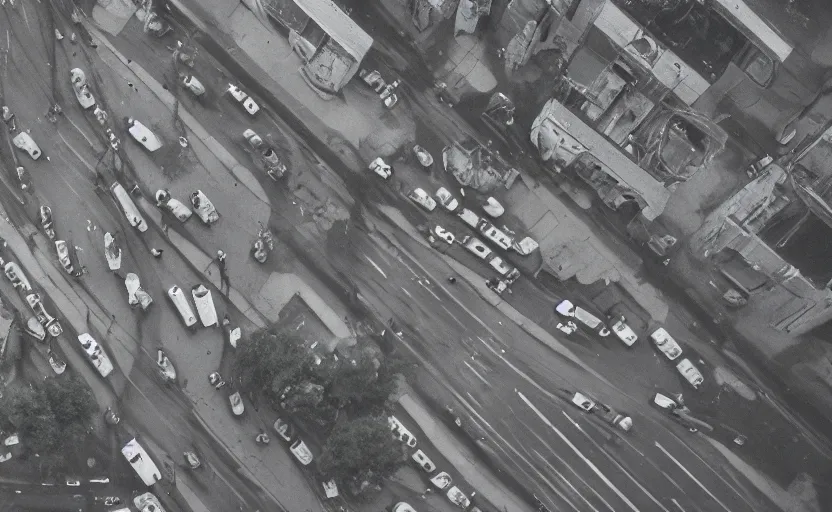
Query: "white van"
121 439 162 486
555 300 610 336
460 236 492 260
477 220 513 250
110 182 148 232
650 327 683 360
167 285 197 328
458 208 480 229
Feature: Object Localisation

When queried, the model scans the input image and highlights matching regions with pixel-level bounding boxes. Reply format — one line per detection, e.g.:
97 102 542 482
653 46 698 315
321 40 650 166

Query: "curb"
85 23 272 206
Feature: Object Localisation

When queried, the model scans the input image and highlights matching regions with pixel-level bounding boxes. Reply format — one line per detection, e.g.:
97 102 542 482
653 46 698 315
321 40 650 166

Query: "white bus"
121 438 162 486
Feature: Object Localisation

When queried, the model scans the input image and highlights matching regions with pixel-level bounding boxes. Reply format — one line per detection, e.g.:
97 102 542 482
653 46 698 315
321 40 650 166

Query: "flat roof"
293 0 373 62
712 0 792 61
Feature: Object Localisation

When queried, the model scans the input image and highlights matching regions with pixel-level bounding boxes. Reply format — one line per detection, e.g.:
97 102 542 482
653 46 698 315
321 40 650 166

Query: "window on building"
738 44 775 86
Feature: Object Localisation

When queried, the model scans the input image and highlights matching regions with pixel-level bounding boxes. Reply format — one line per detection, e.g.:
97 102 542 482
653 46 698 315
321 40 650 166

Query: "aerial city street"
0 0 831 511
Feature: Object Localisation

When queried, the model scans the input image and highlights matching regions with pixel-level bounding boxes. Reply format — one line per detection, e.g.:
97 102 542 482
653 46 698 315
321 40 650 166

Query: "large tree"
234 328 309 393
328 351 411 416
2 376 96 461
318 416 405 486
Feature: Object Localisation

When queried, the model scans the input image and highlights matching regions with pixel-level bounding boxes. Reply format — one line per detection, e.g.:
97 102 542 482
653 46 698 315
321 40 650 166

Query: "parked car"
4 261 32 292
432 225 455 245
650 327 683 360
435 187 459 211
25 293 62 337
461 235 492 260
190 190 219 225
430 471 452 489
676 358 704 389
408 188 437 212
610 316 638 346
192 284 218 327
273 418 296 442
243 129 286 179
597 403 633 432
388 416 417 447
229 391 245 416
127 118 163 152
180 73 205 96
458 208 480 229
12 132 42 160
411 449 436 473
554 300 610 336
227 84 259 115
446 486 471 509
70 68 95 109
483 196 504 218
393 503 417 512
110 182 148 232
167 285 197 328
368 157 392 179
289 439 313 465
569 391 596 412
652 392 681 410
413 145 434 167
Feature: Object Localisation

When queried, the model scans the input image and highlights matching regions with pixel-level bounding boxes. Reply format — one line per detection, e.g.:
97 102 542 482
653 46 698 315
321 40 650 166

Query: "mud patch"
713 366 757 400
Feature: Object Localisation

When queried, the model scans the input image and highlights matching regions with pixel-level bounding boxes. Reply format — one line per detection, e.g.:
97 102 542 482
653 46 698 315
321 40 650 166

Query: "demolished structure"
442 140 519 192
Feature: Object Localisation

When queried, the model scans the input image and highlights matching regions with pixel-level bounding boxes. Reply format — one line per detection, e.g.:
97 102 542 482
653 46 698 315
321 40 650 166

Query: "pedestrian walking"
216 249 230 293
447 276 457 284
150 248 163 258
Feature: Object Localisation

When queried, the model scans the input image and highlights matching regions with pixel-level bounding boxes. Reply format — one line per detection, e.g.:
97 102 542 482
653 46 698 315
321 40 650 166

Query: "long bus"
121 438 162 486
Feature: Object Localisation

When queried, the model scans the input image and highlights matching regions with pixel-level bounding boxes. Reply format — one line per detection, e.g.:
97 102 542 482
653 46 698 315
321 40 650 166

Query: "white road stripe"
525 428 616 512
671 498 687 511
561 411 670 512
660 470 687 494
417 279 443 302
400 287 413 298
534 450 601 512
655 442 733 512
465 391 484 409
517 392 641 512
440 304 468 329
363 254 387 278
463 361 492 388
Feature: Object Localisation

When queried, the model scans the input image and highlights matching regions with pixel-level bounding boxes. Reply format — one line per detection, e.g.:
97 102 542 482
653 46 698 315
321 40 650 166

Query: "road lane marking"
517 392 641 512
534 450 600 512
465 391 484 409
561 411 670 512
655 442 733 512
363 254 387 278
400 286 413 298
664 430 753 509
660 469 687 494
417 279 443 302
463 361 492 388
440 304 468 329
525 427 616 512
671 498 686 511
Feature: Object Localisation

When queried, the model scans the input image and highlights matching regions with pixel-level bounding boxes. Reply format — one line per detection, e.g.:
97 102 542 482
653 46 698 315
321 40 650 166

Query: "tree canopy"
234 328 308 393
318 416 405 486
2 376 96 460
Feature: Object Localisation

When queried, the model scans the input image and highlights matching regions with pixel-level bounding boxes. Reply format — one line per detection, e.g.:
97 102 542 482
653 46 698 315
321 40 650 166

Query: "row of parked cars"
388 415 484 511
554 299 704 389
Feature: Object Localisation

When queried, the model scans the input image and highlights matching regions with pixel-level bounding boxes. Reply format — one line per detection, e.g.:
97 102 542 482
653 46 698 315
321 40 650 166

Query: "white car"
289 439 313 465
435 187 459 211
181 74 205 96
190 190 219 225
446 486 470 509
611 317 638 346
652 392 679 410
78 333 114 378
4 261 32 292
70 68 95 109
483 196 504 218
413 145 434 167
134 493 165 512
393 503 418 512
650 327 683 360
368 157 392 179
229 391 245 415
192 284 218 327
127 118 163 152
227 84 260 115
13 132 42 160
273 418 296 442
167 285 197 328
408 188 437 212
433 225 455 244
388 416 417 447
243 129 286 178
430 471 452 489
411 449 436 473
676 358 704 389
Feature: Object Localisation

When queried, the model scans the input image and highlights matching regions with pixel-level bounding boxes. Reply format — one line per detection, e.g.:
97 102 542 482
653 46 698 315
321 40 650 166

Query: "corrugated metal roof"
293 0 373 62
